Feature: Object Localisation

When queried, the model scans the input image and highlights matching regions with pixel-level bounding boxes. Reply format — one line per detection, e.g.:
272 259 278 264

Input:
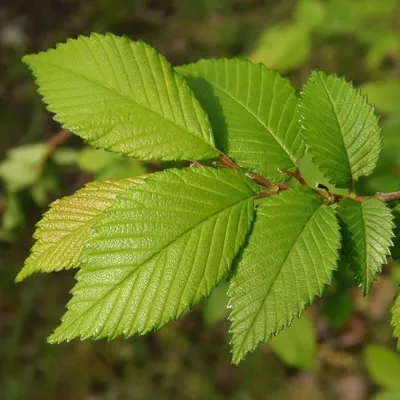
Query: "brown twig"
280 169 307 186
46 129 72 157
218 152 239 169
374 191 400 202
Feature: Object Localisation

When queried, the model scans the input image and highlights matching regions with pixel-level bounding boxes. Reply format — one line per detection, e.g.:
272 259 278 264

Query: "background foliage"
1 0 400 399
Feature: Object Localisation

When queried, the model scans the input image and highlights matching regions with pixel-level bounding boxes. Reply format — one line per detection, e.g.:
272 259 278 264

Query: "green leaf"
337 198 394 294
361 81 400 115
392 206 400 260
228 187 341 363
16 178 143 282
294 0 326 29
48 167 258 343
300 71 381 188
23 33 218 161
176 59 304 181
393 292 400 350
248 24 311 73
0 143 48 192
371 391 400 400
76 147 118 173
202 280 229 326
52 148 79 166
365 345 400 390
270 314 316 371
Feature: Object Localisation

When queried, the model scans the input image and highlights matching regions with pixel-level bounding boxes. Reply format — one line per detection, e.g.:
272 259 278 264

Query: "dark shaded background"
1 0 400 399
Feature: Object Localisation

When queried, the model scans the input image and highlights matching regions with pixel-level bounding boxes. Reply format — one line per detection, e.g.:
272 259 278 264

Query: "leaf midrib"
51 194 255 339
33 59 217 154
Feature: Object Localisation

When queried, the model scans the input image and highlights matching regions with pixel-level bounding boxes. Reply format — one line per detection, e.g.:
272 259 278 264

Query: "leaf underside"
48 167 258 343
23 33 218 161
337 198 394 294
228 187 341 364
300 71 381 188
16 178 143 282
176 58 304 181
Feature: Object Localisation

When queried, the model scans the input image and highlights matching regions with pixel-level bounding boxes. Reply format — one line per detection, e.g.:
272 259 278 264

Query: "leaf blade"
300 71 381 188
23 34 218 161
337 198 394 294
48 167 258 343
228 187 341 363
176 59 304 181
16 177 143 282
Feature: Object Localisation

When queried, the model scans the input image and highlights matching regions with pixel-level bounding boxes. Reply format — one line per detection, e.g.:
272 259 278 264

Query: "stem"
218 152 239 169
374 191 400 202
280 169 307 186
46 129 72 157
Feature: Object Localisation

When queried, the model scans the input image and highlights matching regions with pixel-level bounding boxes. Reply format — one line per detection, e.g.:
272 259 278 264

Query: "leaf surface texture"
228 187 341 363
16 178 142 281
23 33 218 161
48 167 258 343
337 198 394 294
177 59 304 180
300 71 381 188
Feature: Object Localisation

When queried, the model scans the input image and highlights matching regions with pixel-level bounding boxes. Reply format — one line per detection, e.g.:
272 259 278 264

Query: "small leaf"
392 292 400 350
249 24 311 73
52 148 79 166
48 167 258 343
76 147 118 173
270 314 316 371
361 81 400 115
300 71 381 188
177 59 304 181
228 187 341 363
337 198 394 294
294 0 326 28
16 178 143 282
23 33 218 161
0 143 48 192
365 345 400 390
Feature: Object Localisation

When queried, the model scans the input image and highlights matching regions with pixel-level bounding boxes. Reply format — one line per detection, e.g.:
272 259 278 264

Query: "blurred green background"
1 0 400 399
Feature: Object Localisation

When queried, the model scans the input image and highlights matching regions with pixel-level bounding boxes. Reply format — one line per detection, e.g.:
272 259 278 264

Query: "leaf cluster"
18 33 400 363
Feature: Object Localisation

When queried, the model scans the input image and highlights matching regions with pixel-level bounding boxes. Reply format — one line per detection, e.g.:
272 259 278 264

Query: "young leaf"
23 33 218 161
228 187 341 363
337 198 394 294
393 293 400 350
16 178 143 282
248 24 311 73
176 59 304 181
269 314 316 371
365 345 400 390
48 167 258 343
0 143 48 192
300 71 381 188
